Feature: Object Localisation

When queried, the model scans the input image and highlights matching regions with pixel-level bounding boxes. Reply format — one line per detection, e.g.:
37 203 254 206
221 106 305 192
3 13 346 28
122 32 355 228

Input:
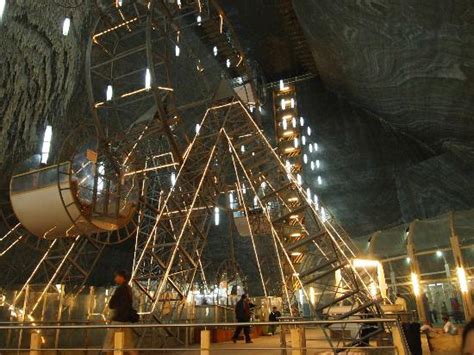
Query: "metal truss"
131 97 383 350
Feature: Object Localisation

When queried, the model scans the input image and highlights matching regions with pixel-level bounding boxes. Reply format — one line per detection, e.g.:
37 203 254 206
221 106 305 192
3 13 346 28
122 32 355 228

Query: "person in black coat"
232 294 255 343
103 270 138 355
269 306 281 335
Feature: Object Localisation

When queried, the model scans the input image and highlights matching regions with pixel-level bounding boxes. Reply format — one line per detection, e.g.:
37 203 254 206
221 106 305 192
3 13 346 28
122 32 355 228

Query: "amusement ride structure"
0 0 387 350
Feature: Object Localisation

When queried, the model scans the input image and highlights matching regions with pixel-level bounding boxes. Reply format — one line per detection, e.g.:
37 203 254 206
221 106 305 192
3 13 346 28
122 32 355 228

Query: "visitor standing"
269 306 281 335
103 270 139 355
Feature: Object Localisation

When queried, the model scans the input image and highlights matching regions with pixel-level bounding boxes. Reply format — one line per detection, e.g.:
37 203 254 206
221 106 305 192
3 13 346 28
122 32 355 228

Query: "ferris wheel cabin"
9 160 137 239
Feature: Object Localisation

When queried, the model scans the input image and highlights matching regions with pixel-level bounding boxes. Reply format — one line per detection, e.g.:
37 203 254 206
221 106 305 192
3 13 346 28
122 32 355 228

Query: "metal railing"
0 318 409 354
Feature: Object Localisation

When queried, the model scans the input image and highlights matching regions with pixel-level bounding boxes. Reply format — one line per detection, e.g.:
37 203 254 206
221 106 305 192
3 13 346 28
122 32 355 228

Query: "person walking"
104 270 139 355
232 294 253 343
269 306 281 335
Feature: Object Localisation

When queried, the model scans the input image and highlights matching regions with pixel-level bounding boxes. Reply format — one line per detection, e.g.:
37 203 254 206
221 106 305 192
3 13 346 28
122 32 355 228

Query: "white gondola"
10 160 137 239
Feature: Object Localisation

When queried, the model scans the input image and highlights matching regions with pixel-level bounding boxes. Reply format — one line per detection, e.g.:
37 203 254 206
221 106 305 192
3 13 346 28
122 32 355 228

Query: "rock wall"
293 0 474 236
0 0 92 173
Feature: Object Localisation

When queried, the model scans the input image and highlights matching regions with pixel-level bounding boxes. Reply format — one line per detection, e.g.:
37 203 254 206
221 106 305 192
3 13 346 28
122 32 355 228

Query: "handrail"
0 317 400 330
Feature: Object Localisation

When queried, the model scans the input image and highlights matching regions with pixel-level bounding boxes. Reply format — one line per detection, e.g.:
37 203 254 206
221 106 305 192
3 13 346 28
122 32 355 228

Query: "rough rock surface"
0 0 92 172
1 0 474 240
292 0 474 235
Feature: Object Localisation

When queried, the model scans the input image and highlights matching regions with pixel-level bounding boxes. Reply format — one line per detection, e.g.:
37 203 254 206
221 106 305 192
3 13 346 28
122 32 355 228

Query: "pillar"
30 332 41 355
114 329 124 355
200 329 211 355
406 221 427 321
449 212 473 320
290 327 305 355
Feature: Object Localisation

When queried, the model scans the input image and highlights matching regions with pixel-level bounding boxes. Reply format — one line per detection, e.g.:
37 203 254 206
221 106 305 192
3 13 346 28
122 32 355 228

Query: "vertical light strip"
41 125 53 164
230 153 268 297
0 0 6 22
13 239 58 306
29 237 79 315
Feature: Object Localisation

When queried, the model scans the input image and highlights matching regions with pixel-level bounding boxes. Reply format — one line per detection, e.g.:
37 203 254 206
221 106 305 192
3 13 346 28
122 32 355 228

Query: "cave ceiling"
1 0 474 238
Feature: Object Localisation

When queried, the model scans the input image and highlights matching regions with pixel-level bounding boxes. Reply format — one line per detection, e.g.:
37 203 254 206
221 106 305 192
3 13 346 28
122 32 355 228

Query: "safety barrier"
0 318 409 354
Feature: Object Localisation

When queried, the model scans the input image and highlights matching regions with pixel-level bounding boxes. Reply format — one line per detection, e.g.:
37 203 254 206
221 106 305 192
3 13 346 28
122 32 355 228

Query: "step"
304 262 348 284
300 258 340 278
261 182 295 201
271 204 308 224
286 231 327 252
333 299 380 321
315 290 359 312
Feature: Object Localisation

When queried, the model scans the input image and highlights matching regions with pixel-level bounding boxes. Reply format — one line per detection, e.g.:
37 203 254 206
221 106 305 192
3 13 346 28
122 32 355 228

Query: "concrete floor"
163 328 362 355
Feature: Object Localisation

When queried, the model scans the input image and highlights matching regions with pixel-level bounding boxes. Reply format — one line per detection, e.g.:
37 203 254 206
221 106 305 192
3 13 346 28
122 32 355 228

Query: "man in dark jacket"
269 306 281 335
232 294 254 343
103 270 138 355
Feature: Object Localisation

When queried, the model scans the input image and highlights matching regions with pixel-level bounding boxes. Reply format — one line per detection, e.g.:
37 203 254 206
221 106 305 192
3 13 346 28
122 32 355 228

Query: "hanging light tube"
62 17 71 36
145 68 151 89
106 85 113 101
214 207 220 225
0 0 6 22
41 125 53 164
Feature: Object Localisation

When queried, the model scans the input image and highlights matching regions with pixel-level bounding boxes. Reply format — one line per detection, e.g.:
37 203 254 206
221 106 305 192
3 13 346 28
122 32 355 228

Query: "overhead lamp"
307 127 311 136
171 172 176 187
293 138 299 148
313 195 319 209
313 143 319 152
317 176 322 185
41 125 53 164
316 160 320 169
213 46 218 56
145 68 151 89
457 267 469 293
229 191 234 208
291 252 302 256
353 259 380 268
62 17 71 36
197 15 202 25
301 135 306 146
299 117 304 126
1 0 6 21
214 207 219 226
296 173 302 185
321 207 327 222
292 117 297 128
310 161 315 170
226 58 231 68
175 45 180 57
282 119 288 130
436 250 443 257
195 123 201 135
279 79 289 91
106 85 113 101
411 272 420 296
303 154 308 164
